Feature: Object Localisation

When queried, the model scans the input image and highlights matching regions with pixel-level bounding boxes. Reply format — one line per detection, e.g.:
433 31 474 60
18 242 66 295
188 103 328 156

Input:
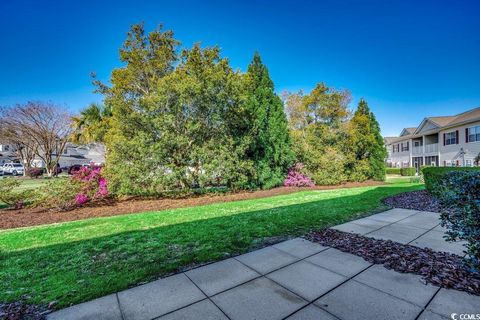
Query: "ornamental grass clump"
283 163 315 187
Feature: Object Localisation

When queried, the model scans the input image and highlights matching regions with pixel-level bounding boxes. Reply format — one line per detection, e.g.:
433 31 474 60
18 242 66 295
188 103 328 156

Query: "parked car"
2 163 25 176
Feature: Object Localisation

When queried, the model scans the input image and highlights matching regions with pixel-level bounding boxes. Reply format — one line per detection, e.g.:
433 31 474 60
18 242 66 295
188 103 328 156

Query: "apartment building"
385 107 480 171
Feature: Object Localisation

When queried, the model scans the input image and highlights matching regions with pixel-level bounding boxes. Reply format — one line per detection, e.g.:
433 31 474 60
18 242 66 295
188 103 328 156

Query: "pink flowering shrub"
72 165 109 206
75 193 89 205
283 163 315 187
34 165 109 210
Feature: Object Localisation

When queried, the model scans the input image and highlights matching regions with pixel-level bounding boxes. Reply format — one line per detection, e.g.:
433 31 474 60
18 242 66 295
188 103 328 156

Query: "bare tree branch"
0 102 73 176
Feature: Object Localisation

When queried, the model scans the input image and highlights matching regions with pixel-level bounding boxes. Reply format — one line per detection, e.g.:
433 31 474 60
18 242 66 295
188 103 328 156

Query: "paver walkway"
48 208 480 320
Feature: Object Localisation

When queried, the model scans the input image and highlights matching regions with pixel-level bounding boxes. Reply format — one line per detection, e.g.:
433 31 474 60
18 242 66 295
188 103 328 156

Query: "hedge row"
386 167 417 176
400 167 416 176
422 166 480 196
386 168 401 175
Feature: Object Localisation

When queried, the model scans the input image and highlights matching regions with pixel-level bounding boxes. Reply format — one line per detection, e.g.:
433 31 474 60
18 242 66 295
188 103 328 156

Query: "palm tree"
71 103 112 143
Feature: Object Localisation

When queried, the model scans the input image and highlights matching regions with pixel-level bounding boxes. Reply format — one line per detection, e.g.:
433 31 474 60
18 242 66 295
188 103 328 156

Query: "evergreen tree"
243 53 294 188
348 99 387 181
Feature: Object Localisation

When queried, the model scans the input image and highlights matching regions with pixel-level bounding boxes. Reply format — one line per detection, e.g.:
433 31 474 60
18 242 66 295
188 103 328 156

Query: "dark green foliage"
347 99 387 181
400 167 416 176
242 53 294 189
436 171 480 270
386 168 401 175
422 167 480 196
96 25 295 195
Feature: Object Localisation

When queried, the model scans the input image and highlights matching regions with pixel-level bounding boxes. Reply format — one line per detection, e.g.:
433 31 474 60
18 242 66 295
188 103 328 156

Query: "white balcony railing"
412 146 423 154
425 143 438 153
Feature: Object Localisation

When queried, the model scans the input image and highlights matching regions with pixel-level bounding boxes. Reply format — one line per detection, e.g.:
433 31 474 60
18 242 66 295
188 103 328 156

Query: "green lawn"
0 183 423 308
385 174 418 184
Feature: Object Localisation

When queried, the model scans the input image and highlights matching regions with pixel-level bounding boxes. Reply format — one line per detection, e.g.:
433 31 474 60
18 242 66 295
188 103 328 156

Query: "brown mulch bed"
0 302 49 320
383 189 446 213
0 180 384 230
306 229 480 295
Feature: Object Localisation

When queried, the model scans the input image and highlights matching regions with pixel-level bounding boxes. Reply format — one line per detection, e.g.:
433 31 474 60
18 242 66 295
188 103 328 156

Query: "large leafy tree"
285 83 351 184
95 24 254 195
242 53 294 189
347 99 387 181
93 24 181 195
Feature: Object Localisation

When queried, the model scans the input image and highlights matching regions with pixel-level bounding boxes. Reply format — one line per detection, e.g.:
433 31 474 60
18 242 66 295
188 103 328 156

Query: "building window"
4 145 9 151
465 159 473 167
445 132 457 145
401 142 409 152
467 126 480 142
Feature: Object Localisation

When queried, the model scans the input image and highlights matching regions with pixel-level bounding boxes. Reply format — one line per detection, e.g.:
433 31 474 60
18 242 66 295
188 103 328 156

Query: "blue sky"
1 0 479 136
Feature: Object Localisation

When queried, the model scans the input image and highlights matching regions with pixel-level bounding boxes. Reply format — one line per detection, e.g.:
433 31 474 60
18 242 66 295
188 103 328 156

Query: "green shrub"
422 166 480 196
33 178 81 211
437 171 480 270
400 167 416 176
386 168 401 175
0 179 34 209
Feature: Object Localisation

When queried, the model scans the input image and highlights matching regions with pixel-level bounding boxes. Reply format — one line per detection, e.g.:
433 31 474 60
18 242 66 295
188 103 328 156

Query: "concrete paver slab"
315 280 422 320
185 258 259 296
211 277 306 320
410 230 466 256
426 288 480 318
156 299 228 320
397 213 440 230
285 305 338 320
47 294 122 320
348 217 391 228
117 273 206 320
273 238 328 258
367 208 418 222
267 261 346 301
433 224 448 232
353 265 438 307
417 310 449 320
305 248 371 277
367 223 427 244
235 246 298 274
331 222 379 235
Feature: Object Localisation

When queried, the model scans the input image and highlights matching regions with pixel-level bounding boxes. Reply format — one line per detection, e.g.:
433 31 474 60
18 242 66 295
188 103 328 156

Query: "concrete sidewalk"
48 209 479 320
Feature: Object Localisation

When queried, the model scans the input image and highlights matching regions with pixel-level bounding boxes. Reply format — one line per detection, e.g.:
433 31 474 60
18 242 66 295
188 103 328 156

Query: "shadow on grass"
0 185 420 307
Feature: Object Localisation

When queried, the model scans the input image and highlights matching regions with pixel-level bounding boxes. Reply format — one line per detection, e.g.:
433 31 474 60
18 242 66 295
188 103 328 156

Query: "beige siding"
439 121 480 166
387 138 412 167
